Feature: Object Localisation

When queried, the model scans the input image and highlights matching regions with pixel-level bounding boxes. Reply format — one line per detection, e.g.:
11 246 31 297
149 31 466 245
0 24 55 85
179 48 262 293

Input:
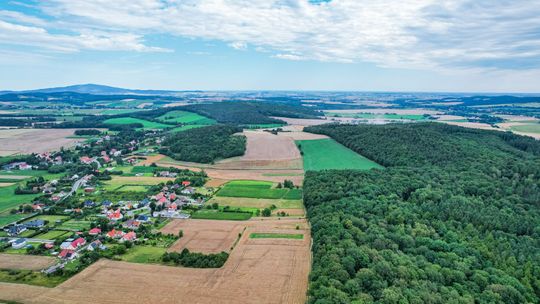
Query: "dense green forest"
303 123 540 303
160 125 246 163
183 101 322 124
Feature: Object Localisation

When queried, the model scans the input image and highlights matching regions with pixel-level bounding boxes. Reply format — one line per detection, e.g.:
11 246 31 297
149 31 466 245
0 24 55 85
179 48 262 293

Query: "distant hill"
0 84 199 96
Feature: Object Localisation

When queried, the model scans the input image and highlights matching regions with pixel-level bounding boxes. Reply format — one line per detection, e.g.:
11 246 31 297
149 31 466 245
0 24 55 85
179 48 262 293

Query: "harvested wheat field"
272 116 330 126
161 219 246 254
136 154 167 166
205 178 228 187
242 131 300 161
0 128 85 155
276 131 329 140
0 254 56 270
15 218 310 304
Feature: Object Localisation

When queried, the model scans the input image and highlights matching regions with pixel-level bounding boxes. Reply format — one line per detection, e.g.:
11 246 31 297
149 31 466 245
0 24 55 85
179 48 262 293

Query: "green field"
115 185 150 192
510 123 540 134
216 180 301 200
170 124 208 132
0 213 27 227
57 220 91 231
241 124 285 129
0 185 41 213
104 117 171 129
158 110 216 125
119 246 166 264
297 139 383 171
325 112 429 121
34 230 71 240
0 269 68 287
23 215 69 226
250 233 304 239
191 210 252 221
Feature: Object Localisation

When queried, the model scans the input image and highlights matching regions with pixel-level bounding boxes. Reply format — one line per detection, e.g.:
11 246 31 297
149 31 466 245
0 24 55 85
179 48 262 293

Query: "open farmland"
297 138 383 171
0 254 56 271
9 218 311 304
208 196 303 210
103 117 171 129
158 110 216 125
162 219 246 254
216 180 302 200
241 130 301 161
0 128 86 156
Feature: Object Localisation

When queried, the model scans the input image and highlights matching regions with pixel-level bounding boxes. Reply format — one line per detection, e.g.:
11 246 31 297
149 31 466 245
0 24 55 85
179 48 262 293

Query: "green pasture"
158 110 216 125
216 180 302 200
510 123 540 134
297 139 383 171
119 246 167 264
191 210 252 221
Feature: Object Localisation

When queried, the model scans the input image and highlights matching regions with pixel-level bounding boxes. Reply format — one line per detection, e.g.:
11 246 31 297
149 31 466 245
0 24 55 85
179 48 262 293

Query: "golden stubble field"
0 254 56 270
5 218 311 304
0 128 85 156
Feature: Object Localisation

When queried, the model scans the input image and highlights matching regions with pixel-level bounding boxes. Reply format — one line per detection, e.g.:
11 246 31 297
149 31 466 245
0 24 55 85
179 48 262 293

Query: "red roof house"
88 227 102 235
122 231 137 242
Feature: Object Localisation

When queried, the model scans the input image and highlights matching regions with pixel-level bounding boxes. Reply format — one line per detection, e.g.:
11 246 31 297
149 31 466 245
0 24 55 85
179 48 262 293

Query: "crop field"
0 212 26 227
103 117 171 129
241 124 285 129
250 233 303 239
297 138 383 171
0 254 56 271
242 130 301 161
162 219 246 253
208 197 303 209
216 180 302 200
158 110 216 125
191 210 252 221
12 218 311 304
34 230 71 240
510 123 540 134
0 128 85 156
119 246 167 264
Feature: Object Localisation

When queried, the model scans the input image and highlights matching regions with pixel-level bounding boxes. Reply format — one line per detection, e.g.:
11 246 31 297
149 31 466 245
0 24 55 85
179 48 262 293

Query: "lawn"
0 212 27 227
103 117 171 129
157 110 216 125
34 230 71 240
0 185 40 213
216 180 302 200
249 233 304 239
57 220 91 231
131 166 156 174
115 185 150 192
119 246 167 264
191 210 252 221
23 215 69 226
297 138 383 171
510 123 540 134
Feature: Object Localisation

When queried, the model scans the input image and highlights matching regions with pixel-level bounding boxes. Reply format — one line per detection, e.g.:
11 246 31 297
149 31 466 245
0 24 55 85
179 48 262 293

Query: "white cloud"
1 0 540 70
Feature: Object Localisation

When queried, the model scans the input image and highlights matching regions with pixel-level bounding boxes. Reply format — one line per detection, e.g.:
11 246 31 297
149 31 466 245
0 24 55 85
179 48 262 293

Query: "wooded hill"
303 123 540 303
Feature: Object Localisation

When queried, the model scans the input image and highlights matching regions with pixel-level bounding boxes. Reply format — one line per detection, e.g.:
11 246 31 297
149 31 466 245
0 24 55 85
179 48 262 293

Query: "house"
102 200 113 208
107 209 123 221
60 241 75 250
87 240 106 251
181 181 191 187
59 249 77 260
11 238 27 249
136 215 150 223
121 231 137 242
181 187 195 195
71 237 86 248
106 229 125 239
32 203 45 211
44 243 54 249
88 227 102 235
84 200 96 208
80 156 94 165
84 187 95 193
24 219 45 228
122 220 140 229
7 224 27 236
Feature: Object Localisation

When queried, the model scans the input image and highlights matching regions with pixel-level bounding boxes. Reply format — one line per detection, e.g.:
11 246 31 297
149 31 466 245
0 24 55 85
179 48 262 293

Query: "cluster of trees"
161 125 246 163
162 248 229 268
74 129 102 136
183 101 321 124
303 123 540 303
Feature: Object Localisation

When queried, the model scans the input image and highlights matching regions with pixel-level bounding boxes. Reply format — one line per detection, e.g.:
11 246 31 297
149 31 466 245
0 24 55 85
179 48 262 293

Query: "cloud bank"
1 0 539 71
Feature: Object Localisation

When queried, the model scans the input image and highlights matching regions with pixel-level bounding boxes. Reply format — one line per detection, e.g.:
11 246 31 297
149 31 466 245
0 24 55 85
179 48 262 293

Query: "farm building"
11 238 27 249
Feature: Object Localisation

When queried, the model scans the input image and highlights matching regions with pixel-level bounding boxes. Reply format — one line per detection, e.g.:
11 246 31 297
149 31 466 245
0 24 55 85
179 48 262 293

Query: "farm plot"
15 218 311 304
216 180 302 200
119 246 167 264
241 130 300 161
158 110 216 125
103 117 171 129
57 220 91 231
191 210 252 221
34 230 71 240
0 128 85 156
162 219 246 254
208 197 303 210
297 138 383 171
103 176 174 191
0 254 56 271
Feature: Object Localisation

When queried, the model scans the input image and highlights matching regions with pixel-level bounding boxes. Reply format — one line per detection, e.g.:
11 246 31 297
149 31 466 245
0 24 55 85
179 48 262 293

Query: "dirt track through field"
10 218 311 304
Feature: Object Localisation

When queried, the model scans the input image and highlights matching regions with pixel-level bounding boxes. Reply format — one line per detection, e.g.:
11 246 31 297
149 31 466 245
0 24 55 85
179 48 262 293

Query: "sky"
0 0 540 93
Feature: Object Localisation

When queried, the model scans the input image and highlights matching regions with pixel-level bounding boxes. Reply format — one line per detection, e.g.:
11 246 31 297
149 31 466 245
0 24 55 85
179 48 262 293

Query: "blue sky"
1 0 540 92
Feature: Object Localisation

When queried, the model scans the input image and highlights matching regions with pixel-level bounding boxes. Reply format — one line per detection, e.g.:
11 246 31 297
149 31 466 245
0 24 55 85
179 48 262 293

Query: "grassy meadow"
297 138 383 171
104 117 171 129
216 180 302 200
